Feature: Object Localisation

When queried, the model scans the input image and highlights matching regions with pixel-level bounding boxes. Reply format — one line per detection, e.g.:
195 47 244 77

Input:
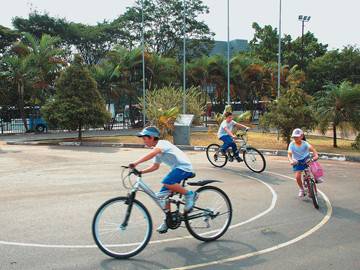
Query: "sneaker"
315 178 324 184
157 222 168 234
184 191 199 212
298 189 305 197
236 156 243 162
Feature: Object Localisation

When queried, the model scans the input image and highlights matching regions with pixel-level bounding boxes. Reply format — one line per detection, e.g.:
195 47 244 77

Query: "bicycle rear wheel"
92 197 152 259
243 147 266 173
206 144 228 168
185 186 232 242
309 180 319 209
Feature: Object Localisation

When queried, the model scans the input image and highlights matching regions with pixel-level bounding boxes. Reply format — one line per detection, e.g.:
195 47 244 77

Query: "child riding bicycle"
129 126 198 234
218 112 249 162
288 128 322 197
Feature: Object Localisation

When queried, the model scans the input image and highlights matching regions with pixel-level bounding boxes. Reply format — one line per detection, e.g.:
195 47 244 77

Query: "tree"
13 12 127 64
117 0 214 58
249 22 292 63
314 81 360 148
260 88 317 146
283 32 327 71
249 23 327 71
0 25 19 54
42 55 110 140
306 46 360 94
0 53 31 130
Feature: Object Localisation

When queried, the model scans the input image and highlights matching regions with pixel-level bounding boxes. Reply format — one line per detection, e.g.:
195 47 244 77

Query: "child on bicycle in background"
129 126 198 234
218 112 249 162
288 128 321 197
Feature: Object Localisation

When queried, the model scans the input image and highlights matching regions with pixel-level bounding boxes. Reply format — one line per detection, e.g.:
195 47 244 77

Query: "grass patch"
79 131 359 156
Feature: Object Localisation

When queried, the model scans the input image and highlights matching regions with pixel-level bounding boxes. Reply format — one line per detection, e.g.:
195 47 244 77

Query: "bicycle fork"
120 191 136 229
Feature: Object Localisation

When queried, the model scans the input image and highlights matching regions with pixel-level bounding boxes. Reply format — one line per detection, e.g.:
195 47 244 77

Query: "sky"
0 0 359 50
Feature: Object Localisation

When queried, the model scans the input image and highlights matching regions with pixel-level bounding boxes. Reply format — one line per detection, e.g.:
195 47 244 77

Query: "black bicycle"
92 166 232 259
206 130 266 173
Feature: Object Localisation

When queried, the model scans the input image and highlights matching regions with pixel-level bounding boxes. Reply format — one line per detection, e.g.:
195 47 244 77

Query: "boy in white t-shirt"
217 112 249 161
129 126 198 234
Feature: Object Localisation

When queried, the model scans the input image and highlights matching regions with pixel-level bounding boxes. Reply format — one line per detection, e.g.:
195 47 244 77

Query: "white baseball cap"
291 128 304 138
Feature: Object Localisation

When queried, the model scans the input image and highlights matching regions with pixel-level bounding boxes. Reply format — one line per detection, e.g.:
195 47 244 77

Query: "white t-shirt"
217 120 236 138
153 140 193 172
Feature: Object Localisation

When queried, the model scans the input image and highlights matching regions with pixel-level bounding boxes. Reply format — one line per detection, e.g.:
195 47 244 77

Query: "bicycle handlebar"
121 166 142 177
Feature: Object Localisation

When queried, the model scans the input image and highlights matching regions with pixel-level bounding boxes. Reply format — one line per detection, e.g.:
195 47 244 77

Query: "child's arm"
224 127 236 138
235 122 249 130
140 163 160 174
130 148 162 167
288 151 297 165
309 144 319 161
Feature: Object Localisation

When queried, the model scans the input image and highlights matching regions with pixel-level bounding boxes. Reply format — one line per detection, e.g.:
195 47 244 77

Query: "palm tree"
90 61 118 107
1 33 65 131
315 81 360 147
107 47 144 126
1 54 31 130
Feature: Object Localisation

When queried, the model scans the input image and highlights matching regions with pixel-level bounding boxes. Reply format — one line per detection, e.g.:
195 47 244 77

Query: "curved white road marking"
0 173 277 248
167 171 333 270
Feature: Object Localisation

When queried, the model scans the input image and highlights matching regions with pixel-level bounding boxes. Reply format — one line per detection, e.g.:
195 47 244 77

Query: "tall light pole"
277 0 282 98
182 0 186 114
141 0 146 126
298 15 311 70
227 0 230 105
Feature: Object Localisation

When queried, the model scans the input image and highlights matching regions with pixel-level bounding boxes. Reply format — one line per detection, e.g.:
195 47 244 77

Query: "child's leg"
230 140 240 157
220 135 232 153
295 171 303 189
164 183 187 195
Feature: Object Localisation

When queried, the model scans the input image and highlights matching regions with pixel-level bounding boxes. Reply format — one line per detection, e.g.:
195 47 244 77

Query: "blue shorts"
160 168 194 192
293 156 309 172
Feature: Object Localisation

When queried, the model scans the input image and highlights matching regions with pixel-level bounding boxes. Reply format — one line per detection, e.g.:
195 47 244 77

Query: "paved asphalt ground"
0 144 359 270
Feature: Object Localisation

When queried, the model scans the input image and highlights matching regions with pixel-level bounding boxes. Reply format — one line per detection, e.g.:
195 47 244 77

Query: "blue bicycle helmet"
137 126 160 138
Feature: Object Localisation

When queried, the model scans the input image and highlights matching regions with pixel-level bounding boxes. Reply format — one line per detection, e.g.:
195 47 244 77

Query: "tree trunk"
78 121 82 141
18 82 28 131
333 123 337 148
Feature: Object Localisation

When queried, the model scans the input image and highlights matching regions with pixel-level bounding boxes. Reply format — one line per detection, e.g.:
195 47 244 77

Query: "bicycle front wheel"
206 144 228 168
185 186 232 242
243 147 266 173
309 180 319 209
92 197 152 259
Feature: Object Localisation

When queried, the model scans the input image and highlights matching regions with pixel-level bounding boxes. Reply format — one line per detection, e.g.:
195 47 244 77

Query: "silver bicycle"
92 166 232 259
206 129 266 173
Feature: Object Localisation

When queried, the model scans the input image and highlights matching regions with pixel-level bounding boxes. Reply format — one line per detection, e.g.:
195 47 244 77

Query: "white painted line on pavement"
0 173 277 248
167 171 332 270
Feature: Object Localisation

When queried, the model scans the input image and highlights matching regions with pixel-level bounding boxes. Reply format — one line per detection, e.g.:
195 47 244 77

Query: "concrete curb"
6 140 359 163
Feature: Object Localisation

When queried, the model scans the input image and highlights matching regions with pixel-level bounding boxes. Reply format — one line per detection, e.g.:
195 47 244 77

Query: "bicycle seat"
185 173 196 180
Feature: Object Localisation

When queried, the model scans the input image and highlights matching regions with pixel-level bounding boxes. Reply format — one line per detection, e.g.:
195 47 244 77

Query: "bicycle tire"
206 144 228 168
243 147 266 173
92 197 152 259
185 186 232 242
309 180 319 209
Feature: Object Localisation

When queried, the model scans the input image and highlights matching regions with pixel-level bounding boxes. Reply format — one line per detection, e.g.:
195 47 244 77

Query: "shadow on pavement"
332 206 360 222
164 239 265 269
99 257 167 270
222 167 286 186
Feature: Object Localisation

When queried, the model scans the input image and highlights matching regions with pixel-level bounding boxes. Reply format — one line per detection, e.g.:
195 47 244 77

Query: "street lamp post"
277 0 282 98
183 0 186 114
227 0 230 105
298 15 311 70
141 0 146 127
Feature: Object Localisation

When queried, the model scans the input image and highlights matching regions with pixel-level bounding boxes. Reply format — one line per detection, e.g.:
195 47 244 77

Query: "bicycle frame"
121 173 218 228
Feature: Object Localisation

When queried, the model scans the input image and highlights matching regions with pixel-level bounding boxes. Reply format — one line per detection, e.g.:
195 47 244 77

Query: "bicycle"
206 129 266 173
92 166 233 259
298 158 320 209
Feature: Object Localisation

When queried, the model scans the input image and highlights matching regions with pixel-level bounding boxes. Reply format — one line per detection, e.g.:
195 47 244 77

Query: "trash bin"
173 114 194 145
